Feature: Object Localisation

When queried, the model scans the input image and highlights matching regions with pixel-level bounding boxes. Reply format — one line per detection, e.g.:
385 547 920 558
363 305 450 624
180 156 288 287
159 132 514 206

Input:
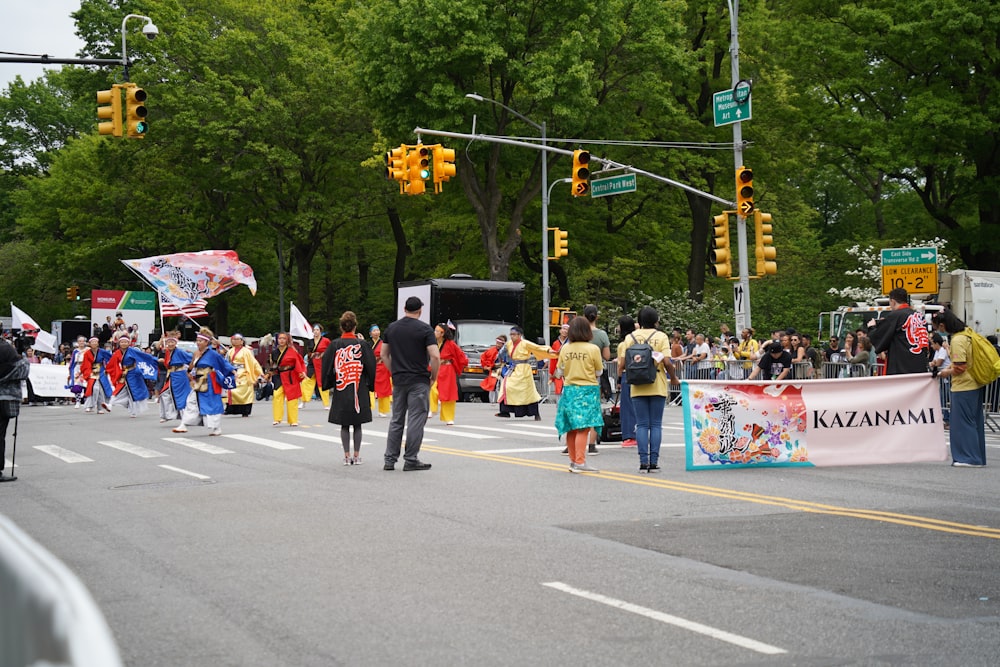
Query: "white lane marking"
542 582 786 656
460 424 557 435
357 429 437 443
423 427 497 440
284 431 372 446
98 440 167 458
158 465 211 480
221 434 302 450
162 437 234 455
3 457 16 469
34 445 94 463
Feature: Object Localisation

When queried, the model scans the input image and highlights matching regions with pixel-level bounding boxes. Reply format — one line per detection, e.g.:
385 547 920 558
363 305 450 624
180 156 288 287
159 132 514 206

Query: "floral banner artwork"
683 374 948 470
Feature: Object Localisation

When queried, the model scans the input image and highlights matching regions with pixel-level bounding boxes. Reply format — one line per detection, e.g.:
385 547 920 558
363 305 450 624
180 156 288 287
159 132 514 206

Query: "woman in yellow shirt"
618 306 672 472
555 316 605 473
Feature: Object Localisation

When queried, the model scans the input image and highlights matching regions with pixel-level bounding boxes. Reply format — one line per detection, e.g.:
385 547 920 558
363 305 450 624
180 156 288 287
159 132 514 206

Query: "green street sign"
880 247 937 266
590 173 637 198
713 89 752 127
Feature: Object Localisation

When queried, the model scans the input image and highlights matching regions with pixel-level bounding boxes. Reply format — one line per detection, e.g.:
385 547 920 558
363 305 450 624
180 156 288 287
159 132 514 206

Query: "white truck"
819 269 1000 341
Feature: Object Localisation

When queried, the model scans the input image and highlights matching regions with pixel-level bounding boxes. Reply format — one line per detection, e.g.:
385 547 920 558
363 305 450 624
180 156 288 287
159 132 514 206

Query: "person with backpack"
619 306 672 472
933 310 992 467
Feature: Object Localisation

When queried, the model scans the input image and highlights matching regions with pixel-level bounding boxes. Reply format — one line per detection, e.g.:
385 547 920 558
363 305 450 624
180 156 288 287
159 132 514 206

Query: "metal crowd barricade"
820 361 873 379
534 360 552 403
791 361 814 380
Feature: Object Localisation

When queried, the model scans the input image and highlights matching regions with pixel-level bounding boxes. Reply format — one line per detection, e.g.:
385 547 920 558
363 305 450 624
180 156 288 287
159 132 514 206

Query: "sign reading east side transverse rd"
880 247 938 295
590 173 637 198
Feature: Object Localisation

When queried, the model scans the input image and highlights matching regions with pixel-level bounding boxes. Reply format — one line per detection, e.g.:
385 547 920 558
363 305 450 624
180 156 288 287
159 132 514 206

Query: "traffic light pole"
727 0 752 331
413 127 734 208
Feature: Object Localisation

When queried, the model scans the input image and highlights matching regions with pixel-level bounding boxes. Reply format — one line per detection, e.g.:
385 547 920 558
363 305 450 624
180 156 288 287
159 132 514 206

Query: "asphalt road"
2 397 999 666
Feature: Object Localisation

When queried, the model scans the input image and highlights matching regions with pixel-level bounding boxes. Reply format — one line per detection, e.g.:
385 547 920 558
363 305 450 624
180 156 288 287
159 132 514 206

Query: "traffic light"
710 212 732 279
571 150 591 197
404 145 430 195
66 285 79 301
97 86 123 138
385 145 407 192
754 210 776 276
736 166 754 215
432 145 457 193
124 84 148 139
549 227 569 259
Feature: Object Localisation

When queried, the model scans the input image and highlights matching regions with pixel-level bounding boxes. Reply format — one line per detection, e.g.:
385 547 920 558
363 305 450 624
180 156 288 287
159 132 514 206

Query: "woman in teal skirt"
555 316 606 473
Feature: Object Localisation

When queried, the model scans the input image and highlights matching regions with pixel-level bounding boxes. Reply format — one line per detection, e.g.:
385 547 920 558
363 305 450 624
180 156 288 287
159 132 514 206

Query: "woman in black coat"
321 311 376 465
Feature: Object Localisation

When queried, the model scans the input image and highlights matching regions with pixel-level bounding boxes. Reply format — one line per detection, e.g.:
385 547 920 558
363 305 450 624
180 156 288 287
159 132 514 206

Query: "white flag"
10 302 40 331
289 302 313 340
33 330 58 354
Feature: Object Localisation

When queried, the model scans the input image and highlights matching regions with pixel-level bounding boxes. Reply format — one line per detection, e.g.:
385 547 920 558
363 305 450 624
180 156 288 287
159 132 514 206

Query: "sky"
0 1 87 90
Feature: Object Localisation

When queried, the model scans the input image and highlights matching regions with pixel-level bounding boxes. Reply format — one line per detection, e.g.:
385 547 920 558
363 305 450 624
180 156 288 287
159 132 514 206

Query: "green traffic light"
419 168 430 179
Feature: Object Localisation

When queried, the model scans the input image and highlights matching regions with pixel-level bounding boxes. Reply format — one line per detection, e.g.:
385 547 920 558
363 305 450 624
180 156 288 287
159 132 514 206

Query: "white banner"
683 374 948 469
27 365 75 398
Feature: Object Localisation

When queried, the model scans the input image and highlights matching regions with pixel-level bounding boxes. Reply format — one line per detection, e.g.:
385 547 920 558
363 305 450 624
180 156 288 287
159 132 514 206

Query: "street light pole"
465 94 551 345
120 14 159 81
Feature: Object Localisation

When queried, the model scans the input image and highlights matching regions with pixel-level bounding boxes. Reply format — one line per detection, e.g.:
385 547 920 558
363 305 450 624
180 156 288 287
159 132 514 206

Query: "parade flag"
289 302 313 340
158 293 209 319
32 330 58 354
121 250 257 305
10 303 40 332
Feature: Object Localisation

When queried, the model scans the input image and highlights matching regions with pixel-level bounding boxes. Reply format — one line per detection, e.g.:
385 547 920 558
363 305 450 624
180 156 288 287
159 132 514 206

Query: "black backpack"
625 331 660 385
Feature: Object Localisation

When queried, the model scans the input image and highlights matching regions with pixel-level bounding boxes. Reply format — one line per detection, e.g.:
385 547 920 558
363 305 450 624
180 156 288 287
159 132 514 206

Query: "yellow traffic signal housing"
66 286 75 301
571 150 591 197
754 210 777 277
124 84 148 139
97 86 123 138
736 166 754 215
405 145 430 195
432 146 457 193
710 212 733 279
385 146 408 192
549 227 569 260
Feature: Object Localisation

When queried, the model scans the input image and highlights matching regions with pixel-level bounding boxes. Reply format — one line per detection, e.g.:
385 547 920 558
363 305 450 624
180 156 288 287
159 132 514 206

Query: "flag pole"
121 263 202 335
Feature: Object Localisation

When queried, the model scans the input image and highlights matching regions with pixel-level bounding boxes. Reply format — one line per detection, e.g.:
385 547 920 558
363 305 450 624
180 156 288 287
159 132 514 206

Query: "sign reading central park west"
590 173 637 198
880 247 938 295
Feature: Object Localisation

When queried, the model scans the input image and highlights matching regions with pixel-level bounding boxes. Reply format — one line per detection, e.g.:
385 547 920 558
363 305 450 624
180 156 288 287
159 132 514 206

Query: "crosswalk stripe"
163 437 234 455
34 445 94 463
423 427 497 440
221 434 303 450
3 457 16 469
158 464 211 480
98 440 167 458
360 429 437 443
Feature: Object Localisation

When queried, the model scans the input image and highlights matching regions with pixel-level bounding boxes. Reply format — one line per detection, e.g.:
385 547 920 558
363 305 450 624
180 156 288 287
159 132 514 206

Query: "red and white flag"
159 293 209 319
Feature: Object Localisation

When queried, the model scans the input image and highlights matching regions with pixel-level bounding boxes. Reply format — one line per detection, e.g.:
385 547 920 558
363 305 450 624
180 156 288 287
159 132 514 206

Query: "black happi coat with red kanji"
321 333 376 426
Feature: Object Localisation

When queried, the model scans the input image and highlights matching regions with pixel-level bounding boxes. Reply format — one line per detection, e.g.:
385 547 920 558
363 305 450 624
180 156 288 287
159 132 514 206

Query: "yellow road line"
421 445 1000 539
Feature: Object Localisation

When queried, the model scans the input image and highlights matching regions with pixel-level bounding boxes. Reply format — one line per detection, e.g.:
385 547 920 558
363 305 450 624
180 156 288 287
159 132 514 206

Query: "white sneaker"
569 462 599 473
209 428 221 437
952 461 985 467
446 420 455 426
378 412 388 418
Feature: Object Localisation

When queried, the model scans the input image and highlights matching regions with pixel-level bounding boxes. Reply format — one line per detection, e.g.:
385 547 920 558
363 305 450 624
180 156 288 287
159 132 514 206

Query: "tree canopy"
0 0 988 340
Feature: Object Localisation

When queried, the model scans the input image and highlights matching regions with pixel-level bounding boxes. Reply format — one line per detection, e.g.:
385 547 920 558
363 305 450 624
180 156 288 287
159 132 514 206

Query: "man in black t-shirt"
748 343 792 381
380 296 440 471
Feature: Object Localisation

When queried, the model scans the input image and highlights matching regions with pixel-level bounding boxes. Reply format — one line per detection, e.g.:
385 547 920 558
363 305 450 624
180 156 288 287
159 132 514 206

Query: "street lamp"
465 93 551 345
120 14 159 80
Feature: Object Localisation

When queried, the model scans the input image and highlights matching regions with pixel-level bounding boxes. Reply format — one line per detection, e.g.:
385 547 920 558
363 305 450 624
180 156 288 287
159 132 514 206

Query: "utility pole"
727 0 752 331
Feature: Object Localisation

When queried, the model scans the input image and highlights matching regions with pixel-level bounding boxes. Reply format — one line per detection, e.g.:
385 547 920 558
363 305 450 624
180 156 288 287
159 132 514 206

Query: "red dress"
549 336 567 394
436 339 468 403
372 338 393 398
272 345 306 400
311 336 330 386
